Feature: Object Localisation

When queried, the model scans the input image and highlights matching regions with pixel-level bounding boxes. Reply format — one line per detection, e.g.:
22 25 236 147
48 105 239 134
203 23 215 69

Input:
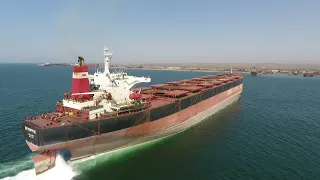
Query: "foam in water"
1 155 77 180
1 132 174 180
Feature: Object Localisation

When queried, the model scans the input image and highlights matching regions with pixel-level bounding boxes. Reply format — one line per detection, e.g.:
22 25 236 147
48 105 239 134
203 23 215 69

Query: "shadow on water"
74 101 242 180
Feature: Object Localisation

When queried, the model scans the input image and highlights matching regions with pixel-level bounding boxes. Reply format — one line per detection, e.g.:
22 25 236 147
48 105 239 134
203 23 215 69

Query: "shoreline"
122 67 249 74
113 67 319 77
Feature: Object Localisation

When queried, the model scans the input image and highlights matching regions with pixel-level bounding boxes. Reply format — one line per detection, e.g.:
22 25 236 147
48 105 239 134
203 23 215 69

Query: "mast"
103 46 112 74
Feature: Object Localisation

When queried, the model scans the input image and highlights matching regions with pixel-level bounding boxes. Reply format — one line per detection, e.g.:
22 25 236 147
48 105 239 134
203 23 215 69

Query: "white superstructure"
61 46 151 120
89 47 151 104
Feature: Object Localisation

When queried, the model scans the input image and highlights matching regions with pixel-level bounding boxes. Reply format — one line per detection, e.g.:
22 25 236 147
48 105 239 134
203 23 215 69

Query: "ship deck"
24 73 243 130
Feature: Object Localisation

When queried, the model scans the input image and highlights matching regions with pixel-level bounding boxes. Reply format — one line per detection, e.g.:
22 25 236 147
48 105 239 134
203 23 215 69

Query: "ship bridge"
88 47 151 104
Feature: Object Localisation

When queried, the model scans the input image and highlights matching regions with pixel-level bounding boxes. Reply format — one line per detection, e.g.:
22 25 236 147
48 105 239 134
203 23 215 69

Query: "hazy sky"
0 0 319 64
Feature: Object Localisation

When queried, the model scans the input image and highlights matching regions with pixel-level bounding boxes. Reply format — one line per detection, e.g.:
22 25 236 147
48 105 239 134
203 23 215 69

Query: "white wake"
0 136 166 180
1 155 77 180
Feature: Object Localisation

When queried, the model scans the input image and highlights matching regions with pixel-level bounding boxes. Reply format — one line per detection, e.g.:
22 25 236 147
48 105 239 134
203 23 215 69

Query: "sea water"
1 64 320 180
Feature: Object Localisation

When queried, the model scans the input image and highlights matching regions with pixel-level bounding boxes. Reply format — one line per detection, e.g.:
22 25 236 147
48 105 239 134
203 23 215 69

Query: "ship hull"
250 72 257 76
27 84 242 161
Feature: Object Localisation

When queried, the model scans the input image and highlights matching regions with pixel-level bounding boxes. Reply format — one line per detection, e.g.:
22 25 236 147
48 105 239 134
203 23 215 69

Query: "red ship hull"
26 84 242 160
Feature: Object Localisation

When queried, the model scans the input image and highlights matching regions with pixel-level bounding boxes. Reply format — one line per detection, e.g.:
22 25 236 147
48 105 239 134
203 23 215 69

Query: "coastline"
114 67 319 77
122 67 250 74
31 63 319 77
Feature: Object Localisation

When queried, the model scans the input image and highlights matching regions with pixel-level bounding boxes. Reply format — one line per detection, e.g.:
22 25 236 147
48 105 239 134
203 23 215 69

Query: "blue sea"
0 64 320 180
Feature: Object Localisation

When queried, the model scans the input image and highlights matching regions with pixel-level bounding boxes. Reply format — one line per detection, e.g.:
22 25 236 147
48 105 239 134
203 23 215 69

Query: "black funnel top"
78 56 85 66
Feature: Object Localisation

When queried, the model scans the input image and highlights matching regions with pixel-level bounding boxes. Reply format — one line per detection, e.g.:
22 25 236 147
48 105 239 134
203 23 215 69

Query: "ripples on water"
0 64 320 180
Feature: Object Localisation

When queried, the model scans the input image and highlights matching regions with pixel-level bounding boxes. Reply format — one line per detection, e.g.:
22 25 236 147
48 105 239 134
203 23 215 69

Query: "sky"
0 0 319 64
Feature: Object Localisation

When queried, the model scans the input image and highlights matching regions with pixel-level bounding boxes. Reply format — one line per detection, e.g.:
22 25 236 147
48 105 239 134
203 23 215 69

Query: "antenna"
103 46 112 74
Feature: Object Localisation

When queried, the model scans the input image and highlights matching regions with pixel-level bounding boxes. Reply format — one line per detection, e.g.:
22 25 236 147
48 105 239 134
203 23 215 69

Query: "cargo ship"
22 47 243 175
303 72 314 77
37 62 73 66
250 66 258 76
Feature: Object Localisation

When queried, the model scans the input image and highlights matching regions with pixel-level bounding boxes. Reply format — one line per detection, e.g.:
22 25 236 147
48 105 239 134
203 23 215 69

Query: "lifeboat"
129 93 142 100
